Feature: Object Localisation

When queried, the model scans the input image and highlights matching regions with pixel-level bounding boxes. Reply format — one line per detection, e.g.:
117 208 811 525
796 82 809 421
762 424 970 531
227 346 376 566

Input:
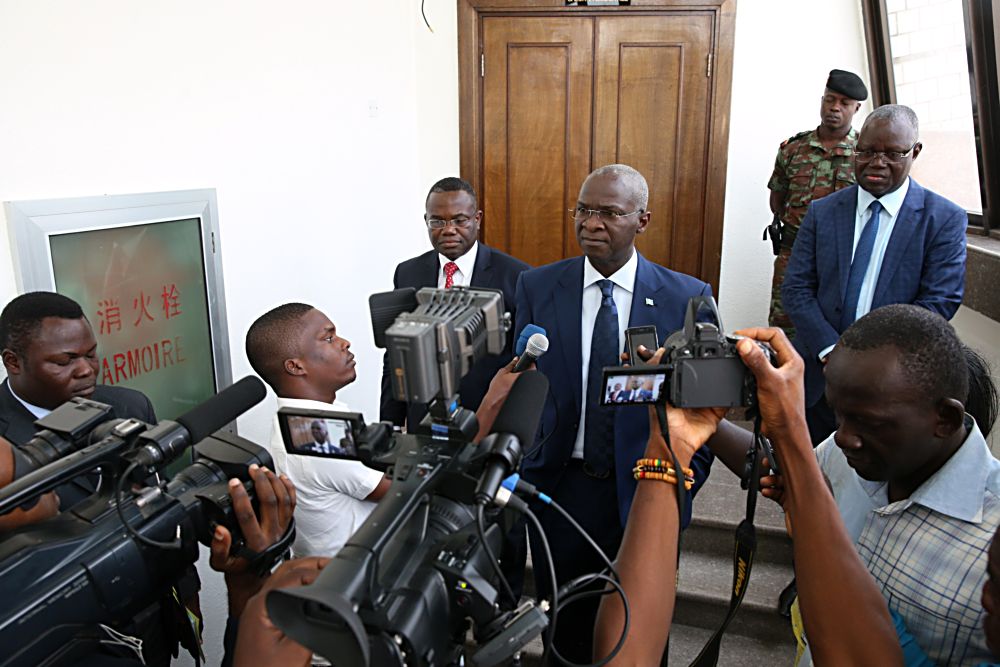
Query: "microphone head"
490 370 549 446
515 324 547 356
524 332 549 357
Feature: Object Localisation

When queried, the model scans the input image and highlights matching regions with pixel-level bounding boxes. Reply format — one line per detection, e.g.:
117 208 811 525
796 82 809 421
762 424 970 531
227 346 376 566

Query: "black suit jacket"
0 379 157 508
380 243 530 427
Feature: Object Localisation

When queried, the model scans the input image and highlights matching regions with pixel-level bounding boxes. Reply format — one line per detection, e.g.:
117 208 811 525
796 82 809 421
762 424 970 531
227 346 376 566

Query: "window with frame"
863 0 1000 234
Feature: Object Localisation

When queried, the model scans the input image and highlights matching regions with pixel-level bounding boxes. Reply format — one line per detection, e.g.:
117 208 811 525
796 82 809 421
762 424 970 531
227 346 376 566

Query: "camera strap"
231 520 297 577
658 415 764 667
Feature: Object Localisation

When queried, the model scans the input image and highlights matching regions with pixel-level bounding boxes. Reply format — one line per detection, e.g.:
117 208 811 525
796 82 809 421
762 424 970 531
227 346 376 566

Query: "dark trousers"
515 461 623 665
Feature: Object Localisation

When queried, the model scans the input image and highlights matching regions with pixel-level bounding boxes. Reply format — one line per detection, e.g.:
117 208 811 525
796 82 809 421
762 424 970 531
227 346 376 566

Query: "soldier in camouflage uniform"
767 69 868 336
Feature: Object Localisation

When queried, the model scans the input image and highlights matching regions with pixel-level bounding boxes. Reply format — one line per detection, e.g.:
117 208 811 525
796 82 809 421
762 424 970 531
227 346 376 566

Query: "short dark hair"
0 292 86 356
840 304 968 405
426 177 478 209
245 303 314 390
964 345 998 436
862 104 919 141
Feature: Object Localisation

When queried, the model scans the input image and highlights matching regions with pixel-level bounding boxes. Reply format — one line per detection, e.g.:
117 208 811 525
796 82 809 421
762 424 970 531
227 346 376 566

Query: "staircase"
516 449 797 665
669 459 797 665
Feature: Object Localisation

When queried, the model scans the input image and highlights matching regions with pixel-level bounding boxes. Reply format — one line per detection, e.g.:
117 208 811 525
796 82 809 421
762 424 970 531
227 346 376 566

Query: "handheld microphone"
474 370 550 505
515 324 546 357
512 332 549 373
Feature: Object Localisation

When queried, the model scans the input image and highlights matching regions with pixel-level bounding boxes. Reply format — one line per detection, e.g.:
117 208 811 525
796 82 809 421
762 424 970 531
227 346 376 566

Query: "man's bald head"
585 164 649 212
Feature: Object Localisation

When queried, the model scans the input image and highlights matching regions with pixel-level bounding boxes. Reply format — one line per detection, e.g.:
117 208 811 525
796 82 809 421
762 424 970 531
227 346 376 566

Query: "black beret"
826 69 868 101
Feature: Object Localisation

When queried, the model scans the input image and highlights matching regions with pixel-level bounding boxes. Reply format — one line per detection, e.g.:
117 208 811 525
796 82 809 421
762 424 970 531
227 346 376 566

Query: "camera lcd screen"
600 367 668 406
277 408 364 461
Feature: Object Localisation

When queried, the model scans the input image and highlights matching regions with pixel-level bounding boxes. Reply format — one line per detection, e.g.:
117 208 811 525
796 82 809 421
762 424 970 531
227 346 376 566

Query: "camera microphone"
512 332 549 373
474 370 549 505
128 376 267 472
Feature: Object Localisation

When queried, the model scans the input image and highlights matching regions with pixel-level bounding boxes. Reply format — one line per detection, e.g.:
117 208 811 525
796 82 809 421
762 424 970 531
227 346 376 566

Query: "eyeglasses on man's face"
569 206 642 224
426 216 476 230
854 142 919 164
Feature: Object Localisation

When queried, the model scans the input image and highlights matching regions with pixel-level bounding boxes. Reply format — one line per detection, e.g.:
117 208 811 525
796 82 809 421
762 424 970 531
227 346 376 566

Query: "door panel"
482 17 594 266
593 15 714 277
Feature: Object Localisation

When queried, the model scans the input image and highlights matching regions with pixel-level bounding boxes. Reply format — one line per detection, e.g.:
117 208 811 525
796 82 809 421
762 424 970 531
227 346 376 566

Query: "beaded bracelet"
634 469 694 490
633 465 695 487
635 458 693 478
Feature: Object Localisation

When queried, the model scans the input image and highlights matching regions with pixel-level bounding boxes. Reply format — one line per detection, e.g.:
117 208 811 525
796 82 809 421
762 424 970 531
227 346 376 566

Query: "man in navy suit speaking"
783 104 967 444
379 177 529 430
512 164 714 662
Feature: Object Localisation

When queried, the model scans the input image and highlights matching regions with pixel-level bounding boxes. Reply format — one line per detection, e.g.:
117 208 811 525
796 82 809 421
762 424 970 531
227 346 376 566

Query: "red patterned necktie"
443 261 458 288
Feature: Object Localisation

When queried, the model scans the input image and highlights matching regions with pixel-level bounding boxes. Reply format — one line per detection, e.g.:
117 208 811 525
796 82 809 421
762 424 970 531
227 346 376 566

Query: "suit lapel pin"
645 298 655 306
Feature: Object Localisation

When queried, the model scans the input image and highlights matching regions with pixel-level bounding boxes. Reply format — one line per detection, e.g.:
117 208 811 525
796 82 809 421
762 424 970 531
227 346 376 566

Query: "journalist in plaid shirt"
816 305 999 666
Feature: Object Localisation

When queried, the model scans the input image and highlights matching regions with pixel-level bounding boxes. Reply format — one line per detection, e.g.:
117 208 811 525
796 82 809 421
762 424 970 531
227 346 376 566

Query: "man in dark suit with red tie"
379 177 530 429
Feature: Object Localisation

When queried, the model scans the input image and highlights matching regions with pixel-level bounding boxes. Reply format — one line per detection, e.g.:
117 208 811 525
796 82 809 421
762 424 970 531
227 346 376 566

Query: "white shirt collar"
438 240 479 278
6 382 50 420
857 177 910 219
275 395 351 413
582 249 638 293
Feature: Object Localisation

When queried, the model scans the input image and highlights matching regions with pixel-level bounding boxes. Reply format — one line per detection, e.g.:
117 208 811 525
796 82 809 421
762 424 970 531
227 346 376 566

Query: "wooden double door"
459 1 735 290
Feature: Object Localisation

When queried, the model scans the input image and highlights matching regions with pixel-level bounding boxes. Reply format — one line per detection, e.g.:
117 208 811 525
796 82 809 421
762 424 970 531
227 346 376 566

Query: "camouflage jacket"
768 127 858 238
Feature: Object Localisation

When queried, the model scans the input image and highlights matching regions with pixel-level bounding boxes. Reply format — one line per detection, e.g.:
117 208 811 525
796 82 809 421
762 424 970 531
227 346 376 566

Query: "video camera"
268 288 552 667
371 286 509 430
0 376 291 667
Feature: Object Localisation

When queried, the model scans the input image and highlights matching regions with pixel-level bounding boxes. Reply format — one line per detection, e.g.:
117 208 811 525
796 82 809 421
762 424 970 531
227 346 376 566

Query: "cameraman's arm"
210 464 297 618
735 328 902 666
594 351 726 665
474 358 523 442
364 476 391 501
705 420 754 476
0 437 59 532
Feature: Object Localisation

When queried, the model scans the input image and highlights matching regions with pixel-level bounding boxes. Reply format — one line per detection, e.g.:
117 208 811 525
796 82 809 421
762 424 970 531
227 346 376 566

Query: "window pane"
886 0 982 213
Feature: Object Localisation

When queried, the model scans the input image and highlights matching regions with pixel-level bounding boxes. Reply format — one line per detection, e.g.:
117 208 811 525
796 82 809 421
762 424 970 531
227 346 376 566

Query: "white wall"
718 0 872 329
2 0 996 664
953 305 1000 454
0 2 459 665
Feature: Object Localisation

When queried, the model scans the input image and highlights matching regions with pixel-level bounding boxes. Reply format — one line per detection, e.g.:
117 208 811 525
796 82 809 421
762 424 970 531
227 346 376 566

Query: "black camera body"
268 396 546 667
662 296 770 409
269 288 550 667
600 296 772 410
0 377 280 667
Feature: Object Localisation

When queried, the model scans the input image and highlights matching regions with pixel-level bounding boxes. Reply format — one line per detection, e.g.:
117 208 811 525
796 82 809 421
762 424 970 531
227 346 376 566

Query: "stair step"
674 549 795 644
695 457 788 533
505 621 796 666
666 622 798 666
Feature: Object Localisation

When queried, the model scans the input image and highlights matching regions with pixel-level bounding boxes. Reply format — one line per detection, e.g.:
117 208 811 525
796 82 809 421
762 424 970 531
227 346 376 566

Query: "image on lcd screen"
604 373 667 405
284 415 358 457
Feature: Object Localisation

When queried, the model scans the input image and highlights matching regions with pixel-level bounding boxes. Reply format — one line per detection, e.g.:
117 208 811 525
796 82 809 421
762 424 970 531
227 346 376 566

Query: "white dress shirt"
268 396 384 558
819 177 911 360
573 251 637 459
436 241 479 288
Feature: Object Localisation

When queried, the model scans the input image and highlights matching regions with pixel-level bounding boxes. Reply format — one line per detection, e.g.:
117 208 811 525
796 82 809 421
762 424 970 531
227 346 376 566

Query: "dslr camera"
601 295 772 409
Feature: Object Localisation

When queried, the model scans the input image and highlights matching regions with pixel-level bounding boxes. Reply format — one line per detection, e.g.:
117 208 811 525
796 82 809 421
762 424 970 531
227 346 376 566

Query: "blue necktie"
841 200 882 330
584 279 618 475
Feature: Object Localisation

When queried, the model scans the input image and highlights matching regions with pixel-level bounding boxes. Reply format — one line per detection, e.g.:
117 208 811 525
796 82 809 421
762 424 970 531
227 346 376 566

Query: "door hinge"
481 53 485 77
706 53 713 78
211 231 216 254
